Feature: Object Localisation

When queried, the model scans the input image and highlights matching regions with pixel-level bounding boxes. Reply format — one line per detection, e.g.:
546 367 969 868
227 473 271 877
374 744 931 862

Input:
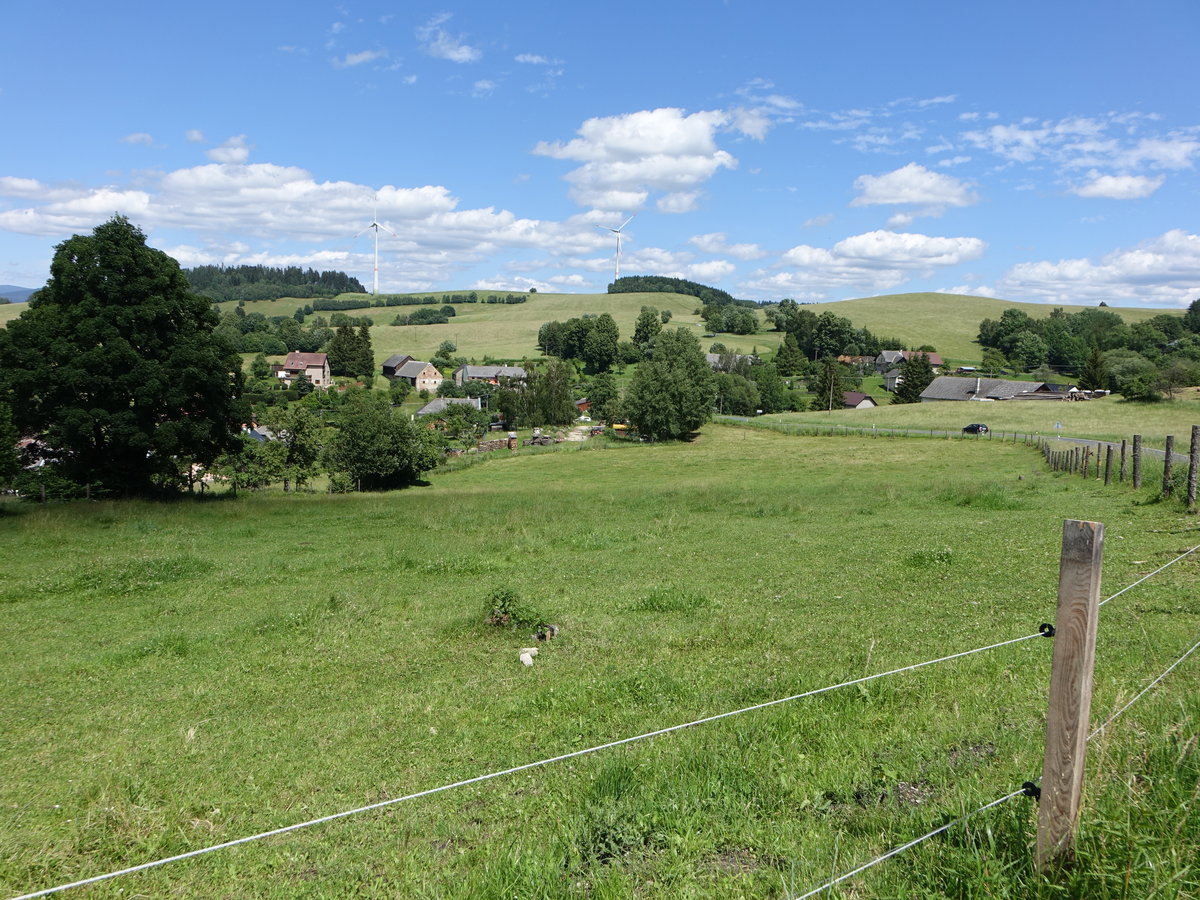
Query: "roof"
415 397 482 416
382 353 412 370
283 351 328 369
456 364 527 379
902 350 944 367
920 376 1046 402
396 359 439 378
842 391 877 407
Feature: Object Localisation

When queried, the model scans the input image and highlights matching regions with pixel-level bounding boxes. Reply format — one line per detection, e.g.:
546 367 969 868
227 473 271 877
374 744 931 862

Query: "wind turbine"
598 214 635 283
355 198 396 295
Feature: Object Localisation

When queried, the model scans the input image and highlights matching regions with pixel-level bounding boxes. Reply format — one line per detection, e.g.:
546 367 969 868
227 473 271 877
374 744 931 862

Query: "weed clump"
484 587 551 630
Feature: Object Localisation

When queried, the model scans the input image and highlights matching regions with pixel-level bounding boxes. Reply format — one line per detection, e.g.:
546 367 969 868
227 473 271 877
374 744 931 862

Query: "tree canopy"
2 216 247 496
623 328 716 440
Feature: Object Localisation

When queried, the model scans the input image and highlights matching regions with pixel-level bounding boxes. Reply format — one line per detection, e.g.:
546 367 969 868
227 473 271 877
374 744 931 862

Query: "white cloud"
185 129 206 143
937 155 971 167
803 213 834 228
206 135 251 164
332 49 386 68
657 191 700 214
688 232 766 260
120 133 155 146
1070 172 1165 199
417 14 481 63
997 229 1200 307
533 107 738 211
939 284 997 297
743 229 986 300
516 53 558 64
472 79 496 97
685 259 736 282
851 163 978 209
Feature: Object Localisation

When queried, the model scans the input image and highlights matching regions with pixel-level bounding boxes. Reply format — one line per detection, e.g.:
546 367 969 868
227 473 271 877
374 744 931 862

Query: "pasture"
761 391 1200 449
1 424 1197 898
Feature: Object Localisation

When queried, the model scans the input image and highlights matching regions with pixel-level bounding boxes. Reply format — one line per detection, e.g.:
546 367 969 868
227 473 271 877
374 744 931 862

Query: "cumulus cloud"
516 53 558 64
417 14 481 63
851 163 978 209
742 229 986 301
206 135 252 164
688 232 766 260
657 191 700 214
997 229 1200 307
332 49 387 68
185 129 206 143
121 133 155 146
533 107 740 211
1070 172 1165 199
939 284 997 297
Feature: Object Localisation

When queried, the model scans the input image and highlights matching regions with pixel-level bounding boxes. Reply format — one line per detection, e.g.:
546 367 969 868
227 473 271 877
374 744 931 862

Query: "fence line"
8 536 1197 899
7 631 1047 900
789 789 1027 900
1099 542 1200 607
790 626 1200 899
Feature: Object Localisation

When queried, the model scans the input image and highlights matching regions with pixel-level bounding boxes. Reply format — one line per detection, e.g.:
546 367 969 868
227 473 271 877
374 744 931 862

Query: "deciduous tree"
1 216 246 495
623 328 715 440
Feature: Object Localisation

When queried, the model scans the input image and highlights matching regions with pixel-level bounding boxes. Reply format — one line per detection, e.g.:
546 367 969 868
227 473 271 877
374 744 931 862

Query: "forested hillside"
185 265 364 302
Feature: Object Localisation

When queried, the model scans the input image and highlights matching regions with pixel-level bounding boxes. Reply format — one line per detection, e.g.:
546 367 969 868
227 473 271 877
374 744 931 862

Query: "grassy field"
4 290 1180 368
759 391 1200 449
211 291 787 367
818 293 1182 363
2 425 1197 898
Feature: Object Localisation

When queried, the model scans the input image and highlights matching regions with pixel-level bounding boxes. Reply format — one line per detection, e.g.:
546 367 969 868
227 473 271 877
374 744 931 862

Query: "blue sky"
2 1 1197 307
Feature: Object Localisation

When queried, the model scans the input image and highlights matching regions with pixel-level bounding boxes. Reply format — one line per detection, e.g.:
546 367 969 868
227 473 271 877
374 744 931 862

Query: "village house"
414 397 483 417
875 349 944 376
453 364 527 386
842 391 878 409
382 354 444 393
274 351 330 389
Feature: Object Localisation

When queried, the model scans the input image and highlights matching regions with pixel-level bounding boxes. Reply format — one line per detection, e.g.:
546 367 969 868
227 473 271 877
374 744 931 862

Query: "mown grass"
761 391 1200 448
820 294 1182 362
1 424 1197 898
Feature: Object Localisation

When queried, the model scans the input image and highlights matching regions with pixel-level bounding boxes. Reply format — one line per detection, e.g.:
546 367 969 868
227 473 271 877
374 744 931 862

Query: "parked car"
962 423 989 434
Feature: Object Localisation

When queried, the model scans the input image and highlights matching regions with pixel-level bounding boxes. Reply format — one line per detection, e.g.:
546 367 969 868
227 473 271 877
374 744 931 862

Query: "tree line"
185 265 365 302
608 275 756 309
976 303 1200 400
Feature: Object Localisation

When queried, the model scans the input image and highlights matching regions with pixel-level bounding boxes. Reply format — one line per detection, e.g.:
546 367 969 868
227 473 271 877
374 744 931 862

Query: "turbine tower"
355 198 396 295
598 214 635 283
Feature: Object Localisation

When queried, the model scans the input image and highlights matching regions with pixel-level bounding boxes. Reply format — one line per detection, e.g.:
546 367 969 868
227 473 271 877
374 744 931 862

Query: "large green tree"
1 216 246 495
623 328 715 440
808 357 848 411
323 391 441 490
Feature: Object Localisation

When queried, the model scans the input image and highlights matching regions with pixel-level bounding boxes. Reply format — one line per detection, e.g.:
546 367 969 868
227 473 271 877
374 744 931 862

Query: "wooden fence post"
1103 446 1112 486
1162 435 1175 499
1188 425 1199 514
1119 440 1127 483
1036 519 1104 871
1133 435 1142 488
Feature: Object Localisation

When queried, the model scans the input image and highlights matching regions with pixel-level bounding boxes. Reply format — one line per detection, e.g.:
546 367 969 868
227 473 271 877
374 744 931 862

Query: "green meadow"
819 293 1182 363
759 391 1200 449
2 424 1197 898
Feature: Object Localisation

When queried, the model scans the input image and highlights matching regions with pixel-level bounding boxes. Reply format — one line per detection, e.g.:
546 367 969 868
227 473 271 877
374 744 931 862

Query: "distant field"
1 425 1196 897
819 293 1181 362
761 390 1200 447
213 291 759 365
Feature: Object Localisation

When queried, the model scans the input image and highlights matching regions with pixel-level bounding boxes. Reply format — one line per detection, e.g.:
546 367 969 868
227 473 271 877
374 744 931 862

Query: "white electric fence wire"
1089 635 1200 742
1100 543 1200 607
789 789 1026 900
7 631 1043 900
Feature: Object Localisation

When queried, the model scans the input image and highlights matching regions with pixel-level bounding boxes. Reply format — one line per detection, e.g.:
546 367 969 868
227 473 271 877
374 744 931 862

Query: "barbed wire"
6 630 1045 900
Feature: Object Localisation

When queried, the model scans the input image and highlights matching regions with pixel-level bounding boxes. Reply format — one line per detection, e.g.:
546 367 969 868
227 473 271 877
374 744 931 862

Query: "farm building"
842 391 878 409
382 355 444 393
453 364 527 386
919 376 1057 402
